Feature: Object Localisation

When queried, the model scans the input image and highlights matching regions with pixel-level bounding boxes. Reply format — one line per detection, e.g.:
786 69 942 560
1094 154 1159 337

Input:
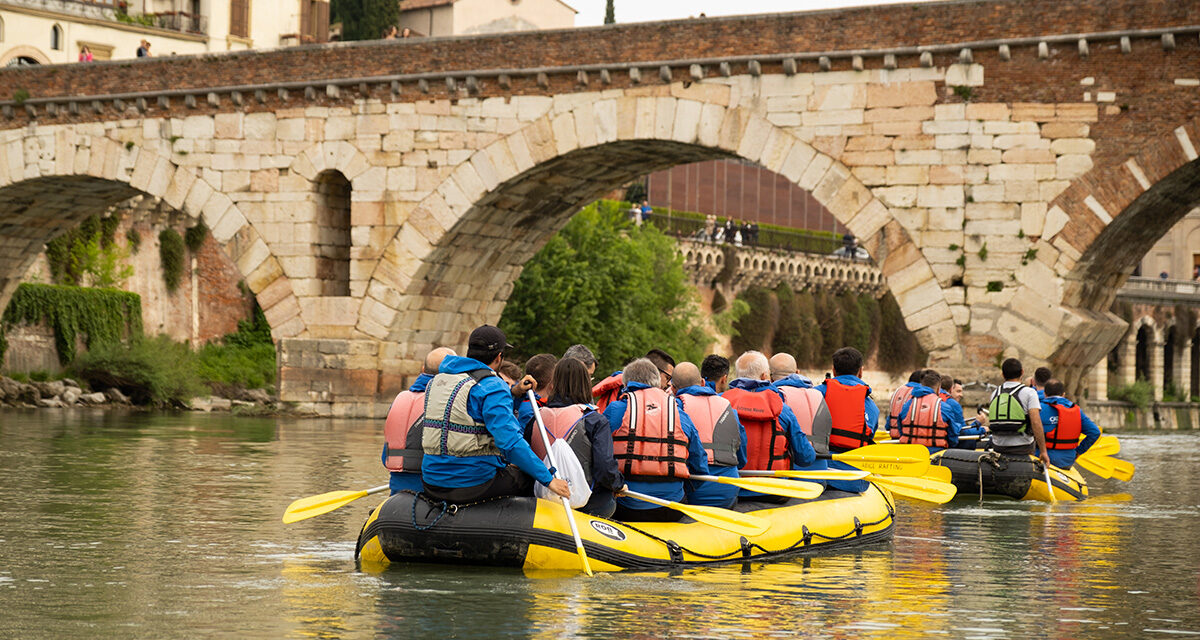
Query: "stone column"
1115 332 1137 390
1088 363 1108 401
1150 336 1164 402
1180 339 1193 402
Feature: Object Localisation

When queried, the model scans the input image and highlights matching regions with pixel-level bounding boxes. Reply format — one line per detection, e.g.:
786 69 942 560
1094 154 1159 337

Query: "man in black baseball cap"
420 324 569 504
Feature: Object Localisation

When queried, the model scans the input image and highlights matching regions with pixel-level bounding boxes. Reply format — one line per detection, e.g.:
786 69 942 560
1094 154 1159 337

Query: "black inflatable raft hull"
355 484 895 572
931 448 1088 501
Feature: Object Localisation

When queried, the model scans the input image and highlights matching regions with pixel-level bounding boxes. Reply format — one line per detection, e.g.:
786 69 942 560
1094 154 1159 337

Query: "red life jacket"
679 393 741 467
938 390 950 400
1046 404 1083 450
825 379 872 451
383 390 425 472
530 404 594 486
898 393 949 449
612 387 690 479
591 373 623 412
723 387 790 471
887 385 914 439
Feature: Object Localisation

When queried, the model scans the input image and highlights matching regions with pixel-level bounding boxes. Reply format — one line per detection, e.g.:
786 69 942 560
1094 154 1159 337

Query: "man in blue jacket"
725 351 816 499
899 370 956 452
421 325 569 504
1040 378 1100 469
942 377 988 449
603 358 709 521
701 354 731 392
816 347 879 493
673 362 747 509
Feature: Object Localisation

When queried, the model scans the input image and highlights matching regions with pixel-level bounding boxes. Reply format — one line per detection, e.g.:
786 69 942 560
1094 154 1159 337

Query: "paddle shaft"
529 391 593 577
1042 462 1058 503
282 484 390 524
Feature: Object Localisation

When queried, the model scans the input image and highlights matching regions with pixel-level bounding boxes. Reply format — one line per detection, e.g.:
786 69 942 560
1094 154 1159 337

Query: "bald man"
382 347 456 494
673 362 747 508
724 351 816 501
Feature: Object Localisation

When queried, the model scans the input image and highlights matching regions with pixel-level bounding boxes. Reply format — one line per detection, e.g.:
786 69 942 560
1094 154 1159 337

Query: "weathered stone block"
865 82 937 108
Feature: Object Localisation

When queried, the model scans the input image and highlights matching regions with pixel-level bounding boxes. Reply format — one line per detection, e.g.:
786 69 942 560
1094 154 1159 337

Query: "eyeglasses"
656 366 672 383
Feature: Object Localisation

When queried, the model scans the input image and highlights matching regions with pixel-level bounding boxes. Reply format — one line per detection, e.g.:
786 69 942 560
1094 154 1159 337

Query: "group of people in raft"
382 324 1101 522
887 358 1101 471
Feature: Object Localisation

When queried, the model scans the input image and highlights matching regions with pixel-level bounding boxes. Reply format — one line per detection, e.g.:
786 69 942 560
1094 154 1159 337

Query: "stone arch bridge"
0 0 1197 416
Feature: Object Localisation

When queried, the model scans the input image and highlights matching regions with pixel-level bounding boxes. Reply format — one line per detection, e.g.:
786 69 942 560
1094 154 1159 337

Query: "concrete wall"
1137 208 1200 280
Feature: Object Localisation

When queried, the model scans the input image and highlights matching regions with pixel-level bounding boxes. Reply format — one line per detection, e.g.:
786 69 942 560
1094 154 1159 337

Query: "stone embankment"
0 375 276 413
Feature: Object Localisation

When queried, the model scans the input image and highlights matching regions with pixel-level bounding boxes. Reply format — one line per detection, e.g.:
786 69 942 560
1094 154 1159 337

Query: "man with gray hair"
562 344 597 377
673 362 747 509
723 351 816 500
603 358 710 521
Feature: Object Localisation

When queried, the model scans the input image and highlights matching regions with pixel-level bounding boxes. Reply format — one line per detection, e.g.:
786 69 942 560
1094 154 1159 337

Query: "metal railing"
642 212 848 257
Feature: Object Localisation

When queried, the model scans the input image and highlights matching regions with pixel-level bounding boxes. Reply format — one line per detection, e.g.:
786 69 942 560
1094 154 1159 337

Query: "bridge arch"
0 134 303 340
1038 117 1200 391
368 95 957 365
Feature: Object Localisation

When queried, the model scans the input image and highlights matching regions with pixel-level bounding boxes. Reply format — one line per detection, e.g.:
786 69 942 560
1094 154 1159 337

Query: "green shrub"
45 212 130 287
1108 380 1153 408
184 221 208 253
732 286 774 354
72 335 204 406
877 292 928 372
159 228 185 292
0 283 142 365
196 342 276 390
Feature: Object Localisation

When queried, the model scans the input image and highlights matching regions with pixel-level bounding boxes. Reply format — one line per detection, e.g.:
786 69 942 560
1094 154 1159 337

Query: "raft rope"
611 488 896 562
974 451 1005 502
388 488 895 564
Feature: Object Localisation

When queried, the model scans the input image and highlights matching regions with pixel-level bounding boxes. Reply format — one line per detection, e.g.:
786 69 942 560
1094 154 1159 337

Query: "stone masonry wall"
0 0 1197 415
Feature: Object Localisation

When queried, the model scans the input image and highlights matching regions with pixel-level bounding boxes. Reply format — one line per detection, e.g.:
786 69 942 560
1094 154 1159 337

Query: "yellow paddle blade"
282 485 388 524
695 475 823 500
621 489 770 537
1084 435 1120 458
1107 457 1135 482
831 443 931 477
868 474 957 504
924 465 953 483
1074 454 1114 480
873 429 892 443
746 469 871 481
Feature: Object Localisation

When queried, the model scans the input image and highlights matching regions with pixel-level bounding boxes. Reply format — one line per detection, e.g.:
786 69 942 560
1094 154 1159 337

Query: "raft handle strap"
666 540 684 564
853 517 863 538
412 497 456 531
801 525 812 547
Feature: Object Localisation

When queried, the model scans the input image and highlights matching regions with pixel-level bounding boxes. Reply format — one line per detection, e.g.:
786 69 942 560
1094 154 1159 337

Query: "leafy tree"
334 0 398 41
499 201 709 375
604 0 615 24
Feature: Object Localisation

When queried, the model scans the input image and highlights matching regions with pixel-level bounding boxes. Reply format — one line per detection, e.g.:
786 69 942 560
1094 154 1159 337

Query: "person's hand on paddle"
548 478 571 498
613 484 628 497
1039 450 1051 468
512 374 535 396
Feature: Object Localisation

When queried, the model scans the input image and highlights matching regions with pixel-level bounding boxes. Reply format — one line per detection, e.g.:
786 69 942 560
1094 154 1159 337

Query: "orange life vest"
723 387 790 471
383 389 425 472
778 384 830 454
887 384 915 439
825 379 872 451
1046 403 1083 450
591 373 623 412
612 387 690 479
530 404 594 486
679 393 741 467
898 393 949 449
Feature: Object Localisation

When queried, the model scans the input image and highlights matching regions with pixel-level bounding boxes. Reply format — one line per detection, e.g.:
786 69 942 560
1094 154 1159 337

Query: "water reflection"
2 411 1199 638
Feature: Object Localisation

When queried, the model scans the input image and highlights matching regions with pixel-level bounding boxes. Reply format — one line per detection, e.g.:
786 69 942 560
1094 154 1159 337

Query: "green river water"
1 409 1198 638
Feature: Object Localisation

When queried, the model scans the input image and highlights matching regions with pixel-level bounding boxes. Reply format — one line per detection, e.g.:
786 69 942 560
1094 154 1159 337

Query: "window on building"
229 0 249 37
299 0 329 43
314 170 351 296
51 24 63 50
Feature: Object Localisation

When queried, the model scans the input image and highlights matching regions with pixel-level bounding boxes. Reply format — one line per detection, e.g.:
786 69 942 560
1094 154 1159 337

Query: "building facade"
398 0 574 37
1136 208 1200 281
0 0 327 66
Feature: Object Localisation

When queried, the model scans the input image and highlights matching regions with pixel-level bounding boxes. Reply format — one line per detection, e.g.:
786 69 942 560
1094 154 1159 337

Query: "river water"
1 409 1197 638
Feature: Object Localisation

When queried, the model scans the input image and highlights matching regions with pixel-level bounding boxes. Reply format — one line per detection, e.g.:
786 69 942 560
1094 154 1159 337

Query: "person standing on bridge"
420 325 569 504
1039 379 1100 470
382 346 455 494
987 358 1051 468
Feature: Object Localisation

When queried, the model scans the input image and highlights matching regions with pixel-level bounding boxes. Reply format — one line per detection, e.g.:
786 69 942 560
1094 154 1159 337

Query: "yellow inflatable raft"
931 449 1088 502
356 484 895 572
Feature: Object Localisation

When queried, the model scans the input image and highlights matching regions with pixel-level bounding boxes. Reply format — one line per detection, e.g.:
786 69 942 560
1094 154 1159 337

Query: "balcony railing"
642 212 851 257
1116 276 1200 306
150 11 207 34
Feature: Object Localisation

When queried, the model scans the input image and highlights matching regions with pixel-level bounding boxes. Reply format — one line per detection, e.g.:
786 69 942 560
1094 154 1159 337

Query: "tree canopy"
499 201 709 375
333 0 398 41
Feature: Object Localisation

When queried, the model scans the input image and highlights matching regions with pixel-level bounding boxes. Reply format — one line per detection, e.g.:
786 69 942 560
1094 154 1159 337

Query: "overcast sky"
573 0 940 26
